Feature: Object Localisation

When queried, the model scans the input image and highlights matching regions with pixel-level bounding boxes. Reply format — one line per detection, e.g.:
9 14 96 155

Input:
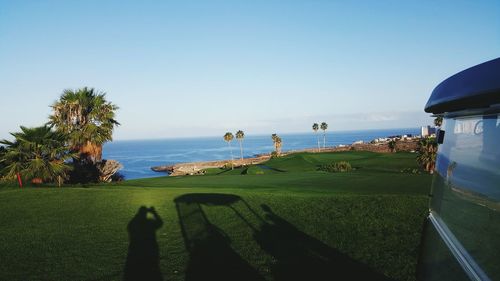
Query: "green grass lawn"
0 151 432 281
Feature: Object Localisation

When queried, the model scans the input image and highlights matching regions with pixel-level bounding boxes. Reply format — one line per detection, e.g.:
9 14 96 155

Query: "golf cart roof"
425 57 500 114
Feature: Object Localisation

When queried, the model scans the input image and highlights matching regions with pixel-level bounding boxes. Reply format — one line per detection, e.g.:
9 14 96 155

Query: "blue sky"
0 0 499 140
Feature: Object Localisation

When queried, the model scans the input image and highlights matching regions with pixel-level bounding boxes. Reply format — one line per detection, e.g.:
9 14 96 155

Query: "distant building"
421 126 436 137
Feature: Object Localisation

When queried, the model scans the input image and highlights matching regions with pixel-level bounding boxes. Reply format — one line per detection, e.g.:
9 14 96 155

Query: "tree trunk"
79 141 103 164
323 132 326 149
228 142 234 170
16 173 23 188
239 140 244 160
317 134 320 152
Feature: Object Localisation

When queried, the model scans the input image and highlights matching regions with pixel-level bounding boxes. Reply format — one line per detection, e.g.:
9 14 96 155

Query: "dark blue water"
103 128 420 180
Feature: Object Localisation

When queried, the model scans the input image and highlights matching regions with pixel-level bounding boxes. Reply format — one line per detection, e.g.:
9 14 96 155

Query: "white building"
421 126 436 137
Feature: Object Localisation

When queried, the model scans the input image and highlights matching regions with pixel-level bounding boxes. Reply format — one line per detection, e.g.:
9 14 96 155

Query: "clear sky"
0 0 499 140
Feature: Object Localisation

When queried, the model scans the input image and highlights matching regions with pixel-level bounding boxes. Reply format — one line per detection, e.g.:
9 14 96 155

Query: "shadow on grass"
257 165 287 172
256 203 391 281
214 167 245 175
175 194 265 281
174 193 392 281
124 206 163 281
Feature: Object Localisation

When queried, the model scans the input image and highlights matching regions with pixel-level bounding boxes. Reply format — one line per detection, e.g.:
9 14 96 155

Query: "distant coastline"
152 138 420 176
104 128 421 179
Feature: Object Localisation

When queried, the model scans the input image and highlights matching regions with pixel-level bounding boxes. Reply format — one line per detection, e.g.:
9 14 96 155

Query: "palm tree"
275 136 282 156
434 116 443 128
223 132 234 170
388 140 397 153
235 130 245 160
312 123 320 152
271 134 282 156
0 125 75 186
320 122 328 149
416 137 438 174
48 87 119 165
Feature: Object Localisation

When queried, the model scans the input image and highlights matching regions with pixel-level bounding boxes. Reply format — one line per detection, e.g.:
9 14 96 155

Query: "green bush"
319 161 353 173
270 151 279 158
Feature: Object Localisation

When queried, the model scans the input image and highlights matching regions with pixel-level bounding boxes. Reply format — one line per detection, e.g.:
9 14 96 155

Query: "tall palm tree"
320 122 328 149
48 87 119 165
0 125 75 186
223 132 234 170
312 123 320 152
275 136 282 156
235 130 245 160
271 134 282 156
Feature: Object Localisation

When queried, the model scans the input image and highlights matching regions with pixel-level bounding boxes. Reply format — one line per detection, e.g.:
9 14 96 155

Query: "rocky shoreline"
151 140 419 177
151 155 271 176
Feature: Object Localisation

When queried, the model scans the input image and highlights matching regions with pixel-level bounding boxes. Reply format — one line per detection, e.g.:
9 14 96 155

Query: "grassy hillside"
0 151 432 281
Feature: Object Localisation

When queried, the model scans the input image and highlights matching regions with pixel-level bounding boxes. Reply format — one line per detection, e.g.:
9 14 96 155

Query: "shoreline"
151 140 419 176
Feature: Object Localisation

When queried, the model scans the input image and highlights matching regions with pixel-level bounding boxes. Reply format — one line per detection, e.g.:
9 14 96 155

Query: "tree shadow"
175 194 265 281
124 206 163 281
216 168 235 175
257 165 287 172
174 193 393 281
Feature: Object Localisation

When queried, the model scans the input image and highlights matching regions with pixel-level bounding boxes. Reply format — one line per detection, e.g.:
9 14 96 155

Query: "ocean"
103 128 420 180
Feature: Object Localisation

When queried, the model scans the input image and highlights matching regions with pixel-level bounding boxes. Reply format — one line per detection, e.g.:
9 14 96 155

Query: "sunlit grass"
0 151 431 281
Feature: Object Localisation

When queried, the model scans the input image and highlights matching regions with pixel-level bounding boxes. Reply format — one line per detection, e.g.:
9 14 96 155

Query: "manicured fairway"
0 152 432 281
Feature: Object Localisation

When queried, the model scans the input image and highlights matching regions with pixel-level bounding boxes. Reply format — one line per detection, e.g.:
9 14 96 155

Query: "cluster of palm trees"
312 122 328 152
223 130 245 170
223 130 285 168
223 123 332 164
0 87 120 186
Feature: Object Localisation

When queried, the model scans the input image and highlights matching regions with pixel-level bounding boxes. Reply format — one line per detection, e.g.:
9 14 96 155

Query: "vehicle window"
430 114 500 280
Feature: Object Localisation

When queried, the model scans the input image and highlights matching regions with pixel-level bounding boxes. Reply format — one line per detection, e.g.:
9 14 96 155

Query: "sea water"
103 128 420 180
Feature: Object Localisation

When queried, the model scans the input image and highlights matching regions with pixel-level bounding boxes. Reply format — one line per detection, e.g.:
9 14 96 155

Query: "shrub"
319 161 353 173
270 151 279 158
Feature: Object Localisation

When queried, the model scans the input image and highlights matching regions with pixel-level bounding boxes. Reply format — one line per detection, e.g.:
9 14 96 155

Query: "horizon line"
110 126 427 142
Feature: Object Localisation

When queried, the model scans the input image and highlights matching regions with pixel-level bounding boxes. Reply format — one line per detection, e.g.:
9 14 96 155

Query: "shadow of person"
255 204 392 281
124 206 163 281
